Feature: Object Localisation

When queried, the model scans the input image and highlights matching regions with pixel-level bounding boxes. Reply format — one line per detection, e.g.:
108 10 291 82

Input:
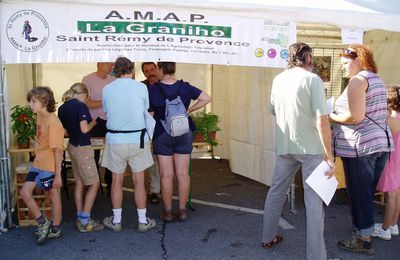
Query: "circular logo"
280 49 289 59
267 48 277 58
255 48 264 58
6 10 49 52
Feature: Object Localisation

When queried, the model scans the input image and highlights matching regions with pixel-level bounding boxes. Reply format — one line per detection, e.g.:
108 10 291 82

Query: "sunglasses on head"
343 49 357 58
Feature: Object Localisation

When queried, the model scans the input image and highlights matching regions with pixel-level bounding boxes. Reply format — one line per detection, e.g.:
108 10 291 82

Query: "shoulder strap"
365 114 391 149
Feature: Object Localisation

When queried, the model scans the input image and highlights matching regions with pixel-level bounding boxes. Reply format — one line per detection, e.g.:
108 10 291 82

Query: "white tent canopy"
3 0 400 31
1 0 400 229
4 0 398 30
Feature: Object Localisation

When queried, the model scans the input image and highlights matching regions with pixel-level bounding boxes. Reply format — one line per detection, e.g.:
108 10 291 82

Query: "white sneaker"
371 223 391 240
390 224 399 236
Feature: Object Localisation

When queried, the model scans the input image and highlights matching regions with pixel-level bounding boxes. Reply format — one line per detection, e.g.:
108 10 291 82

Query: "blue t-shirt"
58 98 92 146
149 80 202 139
102 78 149 144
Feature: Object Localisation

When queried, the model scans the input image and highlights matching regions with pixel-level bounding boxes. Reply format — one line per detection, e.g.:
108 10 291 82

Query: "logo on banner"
6 10 49 52
255 48 264 58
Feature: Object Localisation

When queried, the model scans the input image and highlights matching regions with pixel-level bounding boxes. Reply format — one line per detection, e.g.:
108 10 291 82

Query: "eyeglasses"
343 49 357 58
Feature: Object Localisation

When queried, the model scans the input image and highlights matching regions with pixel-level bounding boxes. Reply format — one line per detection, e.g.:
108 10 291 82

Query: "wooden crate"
16 162 52 227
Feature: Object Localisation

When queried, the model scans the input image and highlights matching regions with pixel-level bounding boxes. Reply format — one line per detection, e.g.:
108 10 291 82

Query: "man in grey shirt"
262 42 335 260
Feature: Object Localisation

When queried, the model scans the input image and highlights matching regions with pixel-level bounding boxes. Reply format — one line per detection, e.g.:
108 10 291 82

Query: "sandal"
262 235 283 248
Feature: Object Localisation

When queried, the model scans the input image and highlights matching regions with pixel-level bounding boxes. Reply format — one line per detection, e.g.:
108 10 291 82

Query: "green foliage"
10 105 36 145
192 110 221 146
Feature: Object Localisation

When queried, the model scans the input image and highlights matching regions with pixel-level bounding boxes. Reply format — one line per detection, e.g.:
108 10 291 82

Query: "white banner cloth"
1 2 296 67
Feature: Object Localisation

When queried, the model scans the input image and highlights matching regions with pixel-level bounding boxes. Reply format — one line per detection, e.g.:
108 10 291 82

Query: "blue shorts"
25 167 55 190
153 131 193 155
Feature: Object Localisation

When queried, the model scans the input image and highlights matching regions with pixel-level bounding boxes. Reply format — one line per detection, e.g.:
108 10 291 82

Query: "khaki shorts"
101 142 154 174
67 144 99 185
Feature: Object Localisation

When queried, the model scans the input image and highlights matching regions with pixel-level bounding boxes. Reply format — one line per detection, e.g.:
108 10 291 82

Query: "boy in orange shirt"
19 86 65 244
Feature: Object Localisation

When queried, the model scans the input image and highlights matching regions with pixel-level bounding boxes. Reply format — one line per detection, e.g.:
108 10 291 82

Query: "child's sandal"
262 235 283 248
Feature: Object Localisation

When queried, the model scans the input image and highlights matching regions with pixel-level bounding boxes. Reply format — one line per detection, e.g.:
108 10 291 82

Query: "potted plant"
10 105 36 148
192 110 221 146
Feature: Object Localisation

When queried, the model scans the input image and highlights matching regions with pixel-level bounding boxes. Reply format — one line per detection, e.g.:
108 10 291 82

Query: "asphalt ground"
0 159 399 259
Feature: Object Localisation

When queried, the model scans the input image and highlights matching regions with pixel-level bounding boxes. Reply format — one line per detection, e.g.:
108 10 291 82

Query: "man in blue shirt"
101 57 156 233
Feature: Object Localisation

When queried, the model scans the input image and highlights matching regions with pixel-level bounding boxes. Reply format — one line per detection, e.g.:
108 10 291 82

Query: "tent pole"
0 60 13 230
32 63 36 87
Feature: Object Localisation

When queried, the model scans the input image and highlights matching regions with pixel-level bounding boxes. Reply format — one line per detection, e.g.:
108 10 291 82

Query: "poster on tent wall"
1 1 296 68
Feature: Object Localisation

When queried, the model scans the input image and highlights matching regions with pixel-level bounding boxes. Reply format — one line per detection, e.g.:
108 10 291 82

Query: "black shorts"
153 131 193 155
91 118 107 137
25 170 39 182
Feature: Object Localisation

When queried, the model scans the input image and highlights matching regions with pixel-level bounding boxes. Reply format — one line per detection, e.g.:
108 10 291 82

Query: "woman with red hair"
329 44 393 255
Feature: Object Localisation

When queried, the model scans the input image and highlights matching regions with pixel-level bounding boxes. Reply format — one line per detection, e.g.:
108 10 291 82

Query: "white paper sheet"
144 110 156 140
305 161 338 206
341 28 364 44
326 97 335 114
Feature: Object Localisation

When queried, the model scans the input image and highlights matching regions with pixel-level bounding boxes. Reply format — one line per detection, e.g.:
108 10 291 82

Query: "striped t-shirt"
332 70 393 157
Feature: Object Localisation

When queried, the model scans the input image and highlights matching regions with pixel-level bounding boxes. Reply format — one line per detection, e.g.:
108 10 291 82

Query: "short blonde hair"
62 82 88 102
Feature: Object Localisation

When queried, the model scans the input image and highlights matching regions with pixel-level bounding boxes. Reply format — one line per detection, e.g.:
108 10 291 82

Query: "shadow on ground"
1 159 398 259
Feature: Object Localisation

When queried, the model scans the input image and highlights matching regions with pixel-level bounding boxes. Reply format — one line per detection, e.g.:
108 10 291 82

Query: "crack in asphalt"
159 221 168 260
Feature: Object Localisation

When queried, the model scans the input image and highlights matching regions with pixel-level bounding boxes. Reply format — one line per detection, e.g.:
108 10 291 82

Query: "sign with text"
1 2 296 67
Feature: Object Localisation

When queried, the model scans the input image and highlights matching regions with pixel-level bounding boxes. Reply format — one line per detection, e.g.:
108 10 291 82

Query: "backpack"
156 81 189 137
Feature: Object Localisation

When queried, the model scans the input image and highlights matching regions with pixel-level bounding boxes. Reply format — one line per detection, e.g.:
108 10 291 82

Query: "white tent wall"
6 63 35 165
212 65 281 185
6 64 34 106
365 30 400 85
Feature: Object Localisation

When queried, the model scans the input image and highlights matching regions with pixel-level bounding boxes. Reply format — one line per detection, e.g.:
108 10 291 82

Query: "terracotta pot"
194 133 204 142
209 131 217 141
17 139 30 149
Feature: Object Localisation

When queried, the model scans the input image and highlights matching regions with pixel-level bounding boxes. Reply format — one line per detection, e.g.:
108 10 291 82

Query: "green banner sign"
77 21 231 38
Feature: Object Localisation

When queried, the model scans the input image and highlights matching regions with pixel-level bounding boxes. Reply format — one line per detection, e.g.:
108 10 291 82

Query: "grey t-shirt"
270 67 327 155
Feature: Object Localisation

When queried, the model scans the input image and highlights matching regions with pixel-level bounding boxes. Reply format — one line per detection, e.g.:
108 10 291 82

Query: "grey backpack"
156 82 189 137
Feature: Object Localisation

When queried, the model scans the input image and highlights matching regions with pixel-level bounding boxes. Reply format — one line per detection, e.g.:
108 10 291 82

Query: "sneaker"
47 229 62 239
337 233 374 255
390 224 399 236
371 223 391 240
137 218 156 233
35 218 51 245
103 216 122 232
34 228 62 239
77 219 105 233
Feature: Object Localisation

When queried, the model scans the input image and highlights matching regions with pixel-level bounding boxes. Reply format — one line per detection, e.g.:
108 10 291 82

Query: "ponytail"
62 82 88 102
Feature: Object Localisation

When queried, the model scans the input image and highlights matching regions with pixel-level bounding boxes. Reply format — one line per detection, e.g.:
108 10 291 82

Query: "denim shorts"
25 167 55 190
153 131 193 155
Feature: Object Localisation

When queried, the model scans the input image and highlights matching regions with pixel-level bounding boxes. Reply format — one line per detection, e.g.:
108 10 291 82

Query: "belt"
106 128 146 148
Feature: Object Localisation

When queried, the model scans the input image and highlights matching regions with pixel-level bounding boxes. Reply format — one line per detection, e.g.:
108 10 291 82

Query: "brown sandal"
262 235 283 248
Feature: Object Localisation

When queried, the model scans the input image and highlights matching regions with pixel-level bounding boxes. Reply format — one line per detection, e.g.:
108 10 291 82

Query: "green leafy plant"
192 110 221 146
10 105 36 147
